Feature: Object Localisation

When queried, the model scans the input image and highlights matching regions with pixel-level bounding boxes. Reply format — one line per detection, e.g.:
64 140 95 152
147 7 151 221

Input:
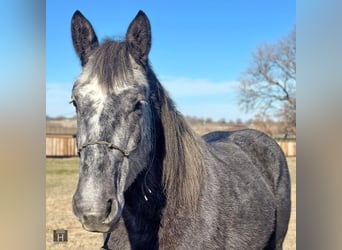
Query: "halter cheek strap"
77 141 131 157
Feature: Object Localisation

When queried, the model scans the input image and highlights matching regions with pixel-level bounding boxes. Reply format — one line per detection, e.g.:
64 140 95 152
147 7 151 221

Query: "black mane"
88 40 133 91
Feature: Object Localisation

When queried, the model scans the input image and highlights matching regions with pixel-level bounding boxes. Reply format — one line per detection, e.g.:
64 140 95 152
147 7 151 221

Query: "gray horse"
70 10 291 250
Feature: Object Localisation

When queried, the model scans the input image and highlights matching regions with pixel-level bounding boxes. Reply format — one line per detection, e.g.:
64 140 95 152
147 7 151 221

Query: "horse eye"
133 100 147 113
69 100 78 110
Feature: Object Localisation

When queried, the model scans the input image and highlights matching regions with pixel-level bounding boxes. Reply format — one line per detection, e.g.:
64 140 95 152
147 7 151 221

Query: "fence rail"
46 135 296 157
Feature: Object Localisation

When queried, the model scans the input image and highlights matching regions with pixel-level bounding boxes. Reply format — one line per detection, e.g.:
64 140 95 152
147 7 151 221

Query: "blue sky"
46 0 295 121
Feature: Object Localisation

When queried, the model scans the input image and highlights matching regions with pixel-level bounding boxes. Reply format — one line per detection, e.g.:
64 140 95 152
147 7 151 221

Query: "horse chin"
82 223 111 233
82 214 121 233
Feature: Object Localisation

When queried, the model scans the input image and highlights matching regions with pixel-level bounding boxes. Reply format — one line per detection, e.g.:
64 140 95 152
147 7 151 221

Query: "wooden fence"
276 139 296 157
46 134 296 157
46 134 77 157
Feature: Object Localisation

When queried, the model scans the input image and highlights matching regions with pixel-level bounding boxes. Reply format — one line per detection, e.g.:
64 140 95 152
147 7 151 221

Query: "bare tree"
239 27 296 136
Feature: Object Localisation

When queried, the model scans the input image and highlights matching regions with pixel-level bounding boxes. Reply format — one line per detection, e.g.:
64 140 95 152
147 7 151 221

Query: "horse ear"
71 10 99 67
126 10 151 65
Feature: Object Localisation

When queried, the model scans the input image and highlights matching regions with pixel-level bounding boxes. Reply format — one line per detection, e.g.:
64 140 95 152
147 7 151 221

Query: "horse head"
71 10 153 233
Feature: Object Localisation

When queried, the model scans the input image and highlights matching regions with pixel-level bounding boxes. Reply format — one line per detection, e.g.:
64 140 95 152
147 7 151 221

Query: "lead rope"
100 232 111 250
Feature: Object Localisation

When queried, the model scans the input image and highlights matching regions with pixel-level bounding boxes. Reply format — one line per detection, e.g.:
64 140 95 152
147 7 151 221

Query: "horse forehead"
74 74 107 103
74 56 149 97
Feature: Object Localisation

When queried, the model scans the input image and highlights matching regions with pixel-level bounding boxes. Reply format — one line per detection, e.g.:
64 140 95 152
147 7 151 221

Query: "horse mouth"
80 200 123 233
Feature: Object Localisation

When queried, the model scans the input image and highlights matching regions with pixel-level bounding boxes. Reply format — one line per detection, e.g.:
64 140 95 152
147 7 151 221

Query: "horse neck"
121 73 207 247
120 108 166 248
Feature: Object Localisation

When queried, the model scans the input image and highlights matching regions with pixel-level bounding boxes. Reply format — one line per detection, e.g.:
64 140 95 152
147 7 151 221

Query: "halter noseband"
77 141 131 157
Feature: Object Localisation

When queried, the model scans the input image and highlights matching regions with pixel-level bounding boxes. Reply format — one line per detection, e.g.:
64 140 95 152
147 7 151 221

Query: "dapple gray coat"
70 10 291 250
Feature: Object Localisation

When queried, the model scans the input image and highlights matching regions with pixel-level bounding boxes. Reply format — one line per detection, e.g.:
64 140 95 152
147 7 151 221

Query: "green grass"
46 157 79 168
46 167 78 176
46 158 79 175
46 157 80 190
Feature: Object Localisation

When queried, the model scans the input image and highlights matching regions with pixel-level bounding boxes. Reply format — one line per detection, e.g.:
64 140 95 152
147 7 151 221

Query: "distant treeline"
46 115 295 139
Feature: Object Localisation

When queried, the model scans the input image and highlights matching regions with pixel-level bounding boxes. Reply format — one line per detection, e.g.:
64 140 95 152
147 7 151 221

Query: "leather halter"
77 141 131 157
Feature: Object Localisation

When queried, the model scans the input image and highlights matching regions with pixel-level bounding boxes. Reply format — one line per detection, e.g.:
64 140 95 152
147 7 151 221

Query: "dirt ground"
46 158 103 249
46 157 296 249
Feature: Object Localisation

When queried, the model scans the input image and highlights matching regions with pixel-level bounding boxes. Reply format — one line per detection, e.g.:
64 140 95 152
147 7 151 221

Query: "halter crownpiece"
77 141 131 157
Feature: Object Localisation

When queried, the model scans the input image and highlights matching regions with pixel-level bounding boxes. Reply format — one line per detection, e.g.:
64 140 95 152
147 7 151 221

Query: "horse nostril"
82 215 90 223
105 199 113 218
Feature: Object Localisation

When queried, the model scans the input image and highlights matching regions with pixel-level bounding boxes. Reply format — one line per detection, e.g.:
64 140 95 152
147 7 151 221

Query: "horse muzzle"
73 196 123 233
